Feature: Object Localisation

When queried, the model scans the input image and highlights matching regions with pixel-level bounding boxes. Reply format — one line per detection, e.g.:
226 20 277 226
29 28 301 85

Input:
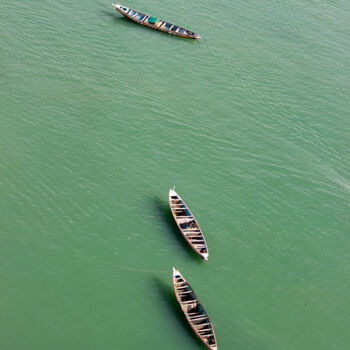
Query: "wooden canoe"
173 268 217 350
112 3 201 39
169 188 209 261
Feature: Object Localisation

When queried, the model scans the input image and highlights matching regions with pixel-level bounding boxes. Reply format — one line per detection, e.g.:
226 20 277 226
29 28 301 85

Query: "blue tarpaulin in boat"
148 16 158 24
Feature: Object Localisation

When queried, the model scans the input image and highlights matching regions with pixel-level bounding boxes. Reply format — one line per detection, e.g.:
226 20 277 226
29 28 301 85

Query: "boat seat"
193 322 211 328
176 286 188 290
175 281 185 285
189 314 207 320
197 328 212 333
177 218 193 222
181 300 197 304
178 291 191 296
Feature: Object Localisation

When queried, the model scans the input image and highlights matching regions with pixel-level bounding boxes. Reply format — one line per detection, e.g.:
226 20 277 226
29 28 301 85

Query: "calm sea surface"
1 0 349 349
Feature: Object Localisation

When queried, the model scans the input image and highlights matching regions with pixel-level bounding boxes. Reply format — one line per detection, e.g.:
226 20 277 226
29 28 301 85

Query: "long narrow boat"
169 188 209 261
112 3 201 39
173 268 217 350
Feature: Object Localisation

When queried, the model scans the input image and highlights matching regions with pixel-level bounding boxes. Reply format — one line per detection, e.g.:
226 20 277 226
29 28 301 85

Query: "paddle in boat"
173 267 217 350
112 3 201 39
169 188 209 261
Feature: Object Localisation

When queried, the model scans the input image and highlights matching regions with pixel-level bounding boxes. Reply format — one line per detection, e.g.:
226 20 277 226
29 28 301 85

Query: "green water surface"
1 0 349 349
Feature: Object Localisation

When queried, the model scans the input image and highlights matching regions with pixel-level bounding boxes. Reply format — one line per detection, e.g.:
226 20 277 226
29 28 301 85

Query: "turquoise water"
1 0 349 349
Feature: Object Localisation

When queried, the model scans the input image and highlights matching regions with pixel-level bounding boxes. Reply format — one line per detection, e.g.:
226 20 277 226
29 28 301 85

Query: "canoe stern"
112 3 129 15
169 188 177 198
173 266 181 278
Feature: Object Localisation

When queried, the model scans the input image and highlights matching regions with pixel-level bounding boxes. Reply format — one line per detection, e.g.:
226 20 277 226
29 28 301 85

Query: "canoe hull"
169 189 209 261
173 268 217 350
112 3 201 39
